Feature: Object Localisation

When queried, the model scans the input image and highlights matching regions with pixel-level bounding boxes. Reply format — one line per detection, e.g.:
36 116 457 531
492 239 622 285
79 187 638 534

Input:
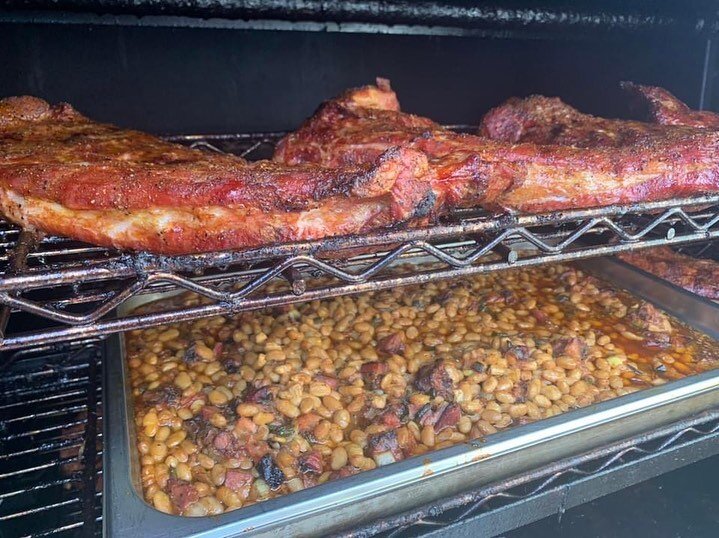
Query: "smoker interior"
1 2 719 537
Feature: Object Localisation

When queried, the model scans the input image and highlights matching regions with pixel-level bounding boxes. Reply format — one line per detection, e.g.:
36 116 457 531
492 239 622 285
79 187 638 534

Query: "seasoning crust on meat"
0 96 436 254
275 78 496 212
277 79 719 214
479 83 719 146
622 82 719 129
3 80 719 255
479 94 673 147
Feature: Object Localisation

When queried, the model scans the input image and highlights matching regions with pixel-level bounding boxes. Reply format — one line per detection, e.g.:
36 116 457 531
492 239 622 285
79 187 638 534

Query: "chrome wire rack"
1 131 718 351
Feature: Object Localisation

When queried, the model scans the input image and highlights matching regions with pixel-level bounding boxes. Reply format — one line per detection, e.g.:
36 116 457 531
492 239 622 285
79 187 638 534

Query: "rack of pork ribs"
1 79 718 256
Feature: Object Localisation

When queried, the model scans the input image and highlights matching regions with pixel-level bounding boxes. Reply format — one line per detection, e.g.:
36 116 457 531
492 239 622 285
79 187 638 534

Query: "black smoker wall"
0 23 716 134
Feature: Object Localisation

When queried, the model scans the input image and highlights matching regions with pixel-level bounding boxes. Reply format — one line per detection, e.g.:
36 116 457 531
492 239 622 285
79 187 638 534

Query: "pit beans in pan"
126 263 719 516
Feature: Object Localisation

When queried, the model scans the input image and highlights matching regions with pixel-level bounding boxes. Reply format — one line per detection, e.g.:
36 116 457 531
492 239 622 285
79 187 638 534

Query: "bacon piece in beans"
298 451 324 475
167 478 199 511
380 412 401 429
368 429 404 461
330 466 361 480
243 385 273 405
315 374 340 390
505 344 531 362
378 401 408 428
141 385 181 406
301 474 318 489
360 362 388 390
553 337 589 360
224 469 254 499
414 403 434 426
297 413 322 433
530 308 557 328
434 403 461 433
414 402 448 429
245 439 271 462
201 405 222 420
377 333 405 356
213 431 233 452
512 380 529 403
628 302 673 334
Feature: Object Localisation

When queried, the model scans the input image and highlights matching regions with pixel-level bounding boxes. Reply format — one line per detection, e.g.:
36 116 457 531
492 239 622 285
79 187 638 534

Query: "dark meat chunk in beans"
224 469 254 497
505 344 531 362
377 333 405 356
182 344 200 364
553 337 589 360
141 385 181 406
414 360 455 400
298 451 324 475
378 401 409 428
361 362 388 390
628 302 673 333
368 429 404 462
243 384 274 405
434 403 461 432
257 455 286 490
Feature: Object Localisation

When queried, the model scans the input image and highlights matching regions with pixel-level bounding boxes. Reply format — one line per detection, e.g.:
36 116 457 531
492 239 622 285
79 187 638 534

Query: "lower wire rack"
1 341 718 538
0 341 103 538
0 132 718 350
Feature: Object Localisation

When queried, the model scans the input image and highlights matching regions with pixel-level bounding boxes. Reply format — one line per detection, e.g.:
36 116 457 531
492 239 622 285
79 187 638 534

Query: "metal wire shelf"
0 131 718 351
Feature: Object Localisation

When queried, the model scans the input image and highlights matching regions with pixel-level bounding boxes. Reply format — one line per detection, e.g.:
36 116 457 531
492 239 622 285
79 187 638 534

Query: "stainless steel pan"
103 256 719 537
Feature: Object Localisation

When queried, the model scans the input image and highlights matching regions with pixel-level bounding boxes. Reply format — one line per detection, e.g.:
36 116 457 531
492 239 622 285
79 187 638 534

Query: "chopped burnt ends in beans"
127 264 719 515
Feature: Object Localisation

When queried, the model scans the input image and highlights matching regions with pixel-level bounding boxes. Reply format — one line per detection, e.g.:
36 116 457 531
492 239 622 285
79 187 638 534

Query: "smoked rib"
479 95 671 147
275 79 496 212
0 96 435 254
479 83 719 146
2 80 719 255
277 79 719 213
618 247 719 300
480 83 719 301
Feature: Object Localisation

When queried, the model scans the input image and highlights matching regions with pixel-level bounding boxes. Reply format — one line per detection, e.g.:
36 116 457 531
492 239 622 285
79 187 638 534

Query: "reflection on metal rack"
0 132 718 350
2 1 717 39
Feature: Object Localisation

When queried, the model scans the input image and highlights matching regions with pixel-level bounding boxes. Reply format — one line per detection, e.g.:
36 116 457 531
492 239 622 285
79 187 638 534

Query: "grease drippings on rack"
125 263 719 516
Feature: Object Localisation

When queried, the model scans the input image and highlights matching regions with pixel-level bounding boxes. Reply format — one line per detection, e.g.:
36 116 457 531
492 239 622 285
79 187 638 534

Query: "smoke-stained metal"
1 1 718 37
